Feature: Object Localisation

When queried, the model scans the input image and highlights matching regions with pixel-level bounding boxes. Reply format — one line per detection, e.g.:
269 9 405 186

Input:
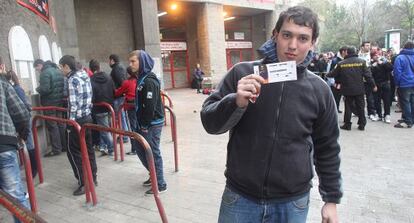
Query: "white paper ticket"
253 61 297 84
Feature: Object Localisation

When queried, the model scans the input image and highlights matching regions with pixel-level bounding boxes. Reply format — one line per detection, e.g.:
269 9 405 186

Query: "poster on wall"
389 32 401 53
16 0 49 23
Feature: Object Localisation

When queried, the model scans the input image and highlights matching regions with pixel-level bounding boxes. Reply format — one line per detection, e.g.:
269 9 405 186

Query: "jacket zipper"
262 82 285 198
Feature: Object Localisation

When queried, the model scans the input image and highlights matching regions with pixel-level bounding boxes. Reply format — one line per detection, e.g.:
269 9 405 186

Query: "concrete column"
197 3 227 85
55 0 79 58
131 0 161 58
252 14 267 59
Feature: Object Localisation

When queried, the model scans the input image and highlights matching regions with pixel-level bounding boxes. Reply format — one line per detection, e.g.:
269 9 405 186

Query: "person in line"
192 63 204 93
201 6 342 222
4 70 37 177
89 59 115 156
59 55 97 196
33 59 66 157
128 50 167 195
0 57 31 223
114 66 137 155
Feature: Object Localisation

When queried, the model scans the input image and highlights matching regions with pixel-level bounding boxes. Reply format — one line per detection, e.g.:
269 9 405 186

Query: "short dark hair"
347 46 357 55
33 59 44 67
361 41 370 47
5 70 20 85
403 40 414 49
89 59 100 72
274 6 319 42
109 54 120 63
339 46 348 54
59 55 77 71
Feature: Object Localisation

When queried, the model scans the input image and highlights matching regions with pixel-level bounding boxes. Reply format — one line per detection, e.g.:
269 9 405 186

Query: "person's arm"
36 71 51 96
393 57 403 87
114 80 128 97
363 64 377 91
311 86 342 222
200 66 264 134
68 77 78 120
14 86 31 111
139 79 160 129
5 83 30 140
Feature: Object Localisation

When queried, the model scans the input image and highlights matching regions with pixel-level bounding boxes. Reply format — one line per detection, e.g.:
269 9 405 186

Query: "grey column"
197 2 227 85
131 0 161 58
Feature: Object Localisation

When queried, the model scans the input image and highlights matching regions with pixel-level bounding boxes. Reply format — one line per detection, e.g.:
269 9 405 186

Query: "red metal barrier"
80 123 168 223
161 91 173 127
93 102 118 161
17 143 37 213
0 189 47 223
164 106 178 172
116 106 125 161
32 106 67 113
32 115 96 205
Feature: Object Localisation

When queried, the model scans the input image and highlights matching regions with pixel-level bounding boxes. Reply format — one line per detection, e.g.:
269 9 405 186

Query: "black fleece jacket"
201 61 342 203
91 72 115 114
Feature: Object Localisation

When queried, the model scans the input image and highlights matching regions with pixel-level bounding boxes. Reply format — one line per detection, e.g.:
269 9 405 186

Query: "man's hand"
140 128 148 133
0 64 6 74
321 203 339 223
373 86 378 92
236 74 265 108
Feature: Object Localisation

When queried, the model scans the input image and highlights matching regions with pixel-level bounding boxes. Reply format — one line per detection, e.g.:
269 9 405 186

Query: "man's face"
274 20 315 64
362 43 371 52
59 64 71 76
129 55 140 73
35 64 43 73
109 59 114 66
0 64 6 73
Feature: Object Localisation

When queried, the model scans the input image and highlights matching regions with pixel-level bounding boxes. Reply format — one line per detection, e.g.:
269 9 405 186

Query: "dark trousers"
196 80 202 93
44 110 67 152
330 86 342 111
136 125 166 188
127 109 138 153
344 95 366 127
67 115 97 186
364 83 376 116
374 82 391 118
91 114 100 147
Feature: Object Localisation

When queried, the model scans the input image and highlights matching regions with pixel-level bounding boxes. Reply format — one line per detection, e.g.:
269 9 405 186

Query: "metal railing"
164 106 178 172
17 144 37 213
80 123 168 223
0 189 47 223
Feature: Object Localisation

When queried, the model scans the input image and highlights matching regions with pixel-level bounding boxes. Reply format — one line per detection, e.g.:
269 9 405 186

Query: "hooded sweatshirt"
201 39 342 203
135 51 164 129
91 71 115 114
393 48 414 88
67 70 93 120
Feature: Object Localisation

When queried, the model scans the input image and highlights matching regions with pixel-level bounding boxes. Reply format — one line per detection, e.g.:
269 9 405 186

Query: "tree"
393 0 414 40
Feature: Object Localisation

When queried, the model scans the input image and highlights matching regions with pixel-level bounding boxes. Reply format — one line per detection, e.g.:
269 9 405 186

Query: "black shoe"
142 178 151 187
44 151 60 157
358 125 365 131
126 151 137 155
340 125 351 130
394 122 413 128
145 186 167 196
338 110 343 113
73 185 85 196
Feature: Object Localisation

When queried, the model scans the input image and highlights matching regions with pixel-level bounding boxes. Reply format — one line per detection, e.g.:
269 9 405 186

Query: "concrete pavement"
1 88 413 222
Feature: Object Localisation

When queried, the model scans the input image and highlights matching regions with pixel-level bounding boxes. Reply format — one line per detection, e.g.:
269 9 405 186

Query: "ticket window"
226 49 253 70
162 51 189 89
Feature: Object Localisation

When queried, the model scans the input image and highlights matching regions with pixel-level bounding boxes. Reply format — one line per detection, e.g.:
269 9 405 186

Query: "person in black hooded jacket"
201 6 341 223
90 59 115 155
128 50 166 195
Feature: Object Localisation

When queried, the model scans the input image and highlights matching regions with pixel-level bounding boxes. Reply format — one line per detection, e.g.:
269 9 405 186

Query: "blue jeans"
136 125 166 189
0 147 30 223
95 112 113 153
218 187 309 223
398 87 414 125
114 97 130 141
127 109 138 153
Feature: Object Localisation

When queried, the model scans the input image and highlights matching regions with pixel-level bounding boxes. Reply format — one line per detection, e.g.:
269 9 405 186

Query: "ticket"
253 61 297 84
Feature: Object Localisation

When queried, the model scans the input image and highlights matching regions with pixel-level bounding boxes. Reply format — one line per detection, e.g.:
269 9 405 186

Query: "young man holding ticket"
201 6 342 223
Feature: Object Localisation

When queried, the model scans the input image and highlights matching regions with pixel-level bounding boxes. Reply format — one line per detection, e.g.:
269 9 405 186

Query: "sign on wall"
16 0 49 22
160 42 187 51
226 41 253 49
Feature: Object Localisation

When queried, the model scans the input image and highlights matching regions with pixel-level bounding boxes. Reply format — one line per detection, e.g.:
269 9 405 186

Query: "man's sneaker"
142 178 151 187
394 122 413 128
384 115 391 124
145 186 167 196
340 125 351 130
397 119 405 123
73 185 85 196
370 114 380 121
358 125 365 131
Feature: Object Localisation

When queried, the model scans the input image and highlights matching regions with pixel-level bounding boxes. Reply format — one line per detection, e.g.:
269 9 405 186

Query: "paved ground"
1 88 414 223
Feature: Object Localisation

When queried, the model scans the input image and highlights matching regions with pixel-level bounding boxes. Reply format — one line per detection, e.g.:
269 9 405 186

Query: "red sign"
16 0 49 23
